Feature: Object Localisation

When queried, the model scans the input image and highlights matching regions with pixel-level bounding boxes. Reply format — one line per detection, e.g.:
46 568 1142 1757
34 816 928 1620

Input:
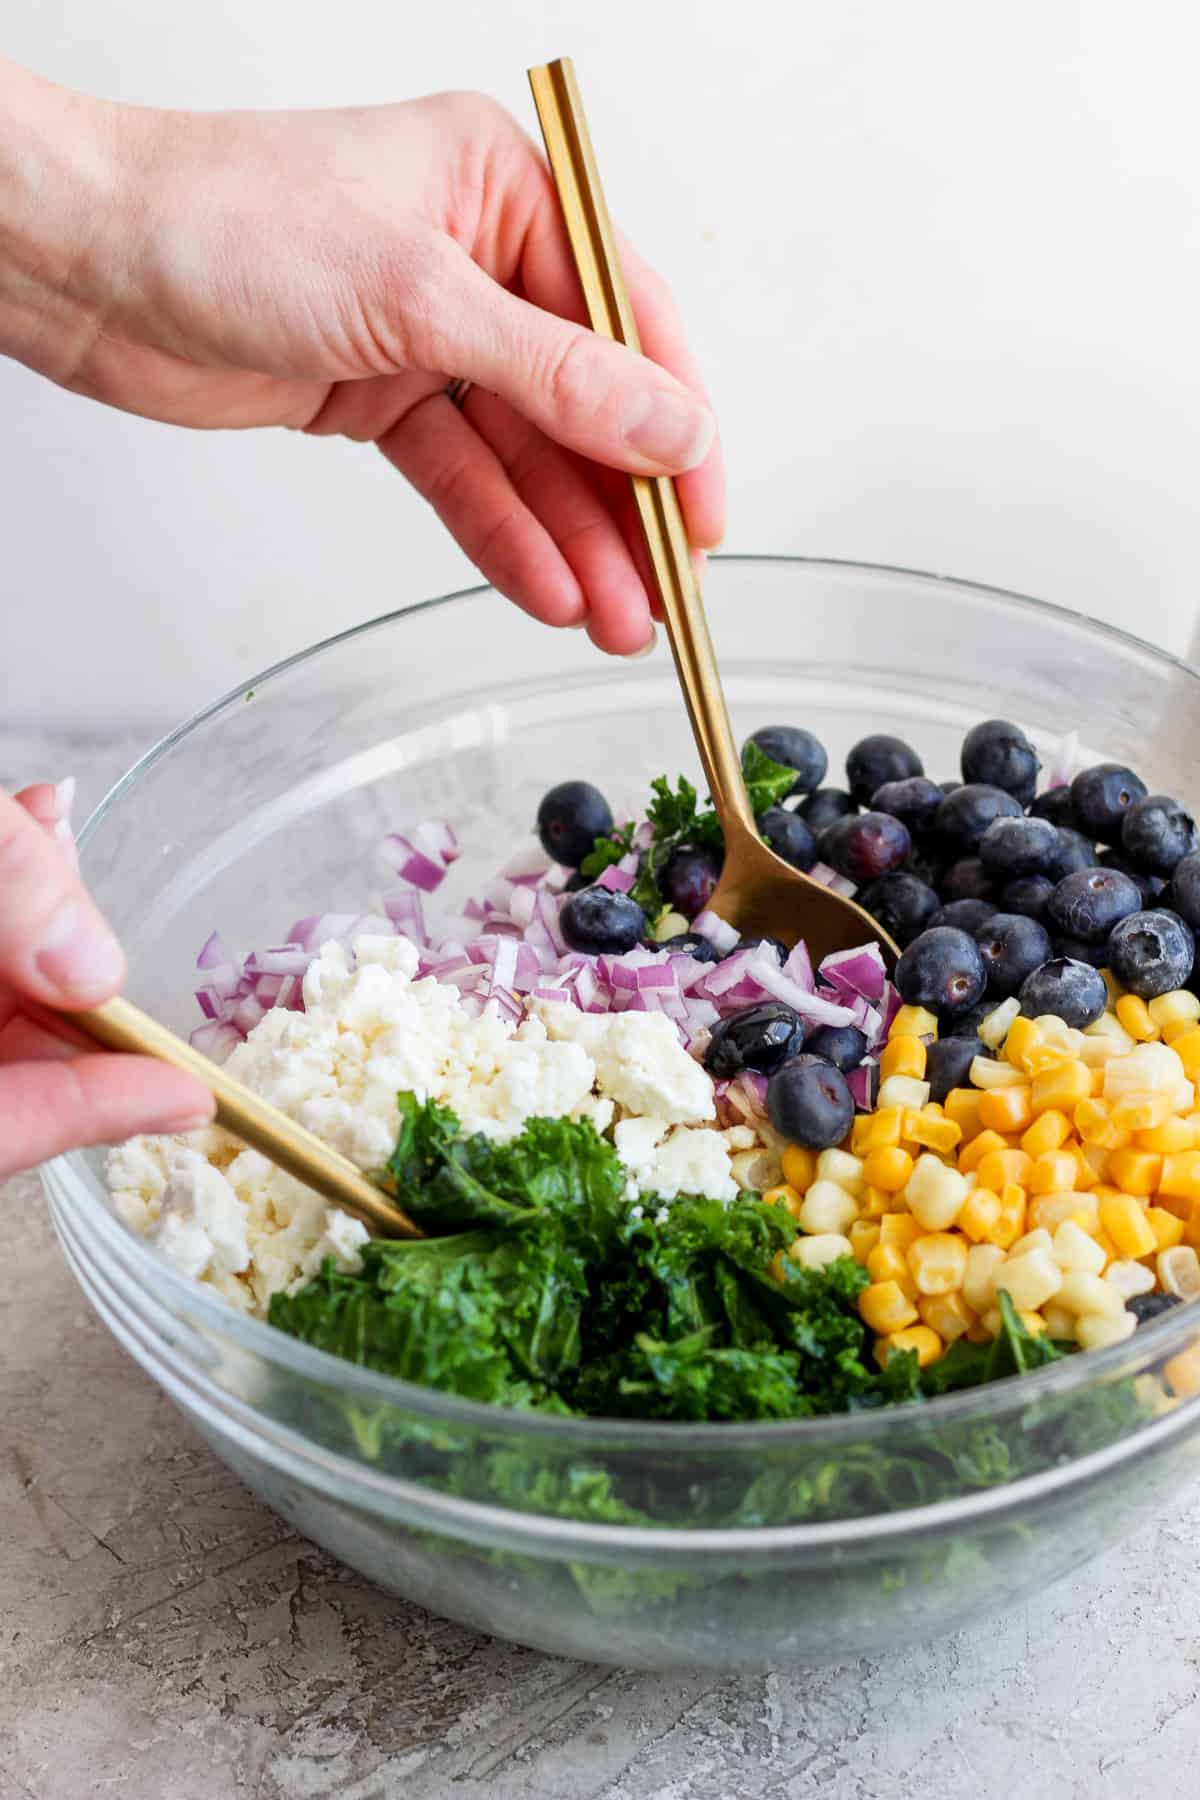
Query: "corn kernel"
1031 1059 1092 1116
762 1183 806 1221
1037 1015 1087 1053
944 1087 985 1142
1159 1149 1200 1204
1010 1225 1052 1256
986 1183 1028 1248
1137 1117 1199 1154
1164 1339 1200 1396
1104 1258 1156 1299
1093 1229 1120 1267
848 1220 882 1263
1052 1219 1107 1275
790 1232 855 1270
1149 990 1200 1041
977 1147 1033 1193
1146 1206 1186 1250
970 1056 1028 1091
962 1243 1006 1313
958 1130 1010 1175
1098 1193 1158 1259
905 1154 969 1230
958 1186 1002 1243
1005 1015 1043 1071
1167 1027 1200 1081
1029 1190 1099 1234
866 1241 919 1298
974 996 1018 1050
1111 1091 1171 1133
1070 1141 1103 1189
780 1144 817 1192
1105 1041 1193 1109
860 1145 911 1193
918 1291 976 1342
1025 1043 1080 1077
1085 1010 1137 1051
1116 994 1160 1042
880 1034 926 1081
997 1247 1063 1312
1021 1110 1072 1158
1076 1310 1137 1350
981 1304 1048 1339
860 1184 895 1220
1028 1150 1077 1196
978 1085 1033 1135
1106 1146 1162 1197
1056 1271 1125 1319
1074 1097 1129 1151
912 1111 964 1155
859 1279 920 1334
815 1148 866 1196
878 1212 923 1249
1079 1031 1126 1069
1042 1303 1078 1341
797 1181 859 1236
1158 1245 1200 1300
877 1075 932 1112
874 1323 942 1368
888 1004 937 1040
907 1231 969 1296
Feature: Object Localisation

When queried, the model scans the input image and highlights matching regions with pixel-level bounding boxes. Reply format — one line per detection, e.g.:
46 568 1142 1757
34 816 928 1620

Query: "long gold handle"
528 57 755 836
69 996 422 1240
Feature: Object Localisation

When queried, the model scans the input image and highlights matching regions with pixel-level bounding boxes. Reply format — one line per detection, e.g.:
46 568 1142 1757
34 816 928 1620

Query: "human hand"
1 63 723 654
0 783 214 1177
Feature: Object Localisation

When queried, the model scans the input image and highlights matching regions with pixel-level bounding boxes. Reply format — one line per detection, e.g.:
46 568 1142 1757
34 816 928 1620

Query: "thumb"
424 241 716 476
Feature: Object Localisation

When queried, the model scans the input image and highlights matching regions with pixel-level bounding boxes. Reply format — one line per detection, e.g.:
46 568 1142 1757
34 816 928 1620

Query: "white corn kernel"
1104 1259 1157 1300
1149 990 1200 1039
1010 1227 1053 1257
1104 1042 1189 1108
731 1148 781 1191
653 910 691 943
876 1075 932 1111
790 1232 854 1270
1084 1012 1137 1054
1035 1016 1085 1055
997 1247 1063 1312
978 997 1020 1050
797 1180 859 1236
816 1148 866 1197
963 1243 1007 1313
1076 1309 1137 1350
1052 1219 1107 1276
1056 1271 1126 1319
1042 1303 1078 1341
905 1155 968 1230
969 1056 1028 1090
1158 1245 1200 1301
1079 1033 1124 1069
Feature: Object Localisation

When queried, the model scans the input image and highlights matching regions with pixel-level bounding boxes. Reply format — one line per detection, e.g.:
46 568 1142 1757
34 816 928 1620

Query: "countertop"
4 727 1200 1800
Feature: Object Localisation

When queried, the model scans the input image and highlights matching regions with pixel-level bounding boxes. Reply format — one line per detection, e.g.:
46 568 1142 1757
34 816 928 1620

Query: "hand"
0 784 214 1177
1 64 723 654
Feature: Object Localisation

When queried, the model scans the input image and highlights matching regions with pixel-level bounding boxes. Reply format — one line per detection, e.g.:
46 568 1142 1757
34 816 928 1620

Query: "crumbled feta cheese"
533 1001 715 1123
649 1126 737 1202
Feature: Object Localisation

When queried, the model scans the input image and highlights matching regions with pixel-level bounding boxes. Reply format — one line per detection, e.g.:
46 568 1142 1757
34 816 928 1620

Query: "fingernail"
624 627 658 660
623 389 715 470
36 903 125 1000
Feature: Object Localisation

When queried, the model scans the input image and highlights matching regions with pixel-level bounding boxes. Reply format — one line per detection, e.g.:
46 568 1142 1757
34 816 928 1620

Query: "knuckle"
543 329 604 419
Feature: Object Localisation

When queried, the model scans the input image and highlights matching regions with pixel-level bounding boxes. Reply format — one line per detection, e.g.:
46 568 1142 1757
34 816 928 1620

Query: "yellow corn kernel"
781 1144 817 1192
1168 1027 1200 1081
1137 1116 1200 1154
874 1324 942 1369
849 1114 873 1157
982 1183 1027 1249
1076 1310 1136 1350
1160 1150 1200 1203
958 1129 1010 1175
905 1110 963 1155
1005 1016 1042 1071
859 1279 920 1334
1029 1189 1099 1234
1029 1150 1077 1196
1074 1096 1130 1151
1146 1206 1186 1250
1031 1059 1092 1116
877 1075 932 1112
1021 1109 1072 1158
997 1246 1063 1311
856 1106 905 1155
944 1087 985 1143
970 1056 1028 1091
866 1242 918 1298
1164 1339 1200 1397
1107 1145 1163 1197
959 1186 1002 1243
1111 1091 1172 1133
1116 994 1160 1042
905 1155 969 1230
978 1085 1033 1135
976 1147 1034 1193
1093 1228 1120 1267
1042 1303 1078 1341
1056 1270 1126 1319
1026 1043 1081 1078
1051 1218 1107 1275
848 1219 882 1263
890 1004 939 1040
880 1034 926 1081
762 1184 806 1221
962 1243 1007 1313
1158 1244 1200 1300
1089 1066 1108 1096
860 1184 897 1220
879 1211 924 1249
1098 1194 1158 1259
1069 1141 1103 1190
907 1231 969 1296
1149 990 1200 1042
918 1291 976 1342
861 1145 913 1193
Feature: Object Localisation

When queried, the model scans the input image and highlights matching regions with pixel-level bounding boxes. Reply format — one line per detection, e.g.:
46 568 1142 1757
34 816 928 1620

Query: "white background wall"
4 1 1199 730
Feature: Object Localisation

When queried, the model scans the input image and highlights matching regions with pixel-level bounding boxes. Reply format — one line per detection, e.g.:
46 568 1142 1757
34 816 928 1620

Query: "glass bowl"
42 557 1200 1669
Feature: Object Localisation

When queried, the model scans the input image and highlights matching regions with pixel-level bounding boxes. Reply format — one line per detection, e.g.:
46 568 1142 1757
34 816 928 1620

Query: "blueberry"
536 780 614 868
703 1001 807 1078
1046 828 1097 880
1098 848 1165 905
804 1023 869 1072
1051 935 1109 970
1029 787 1079 829
746 725 828 796
939 780 962 796
1128 1292 1182 1325
978 815 1060 878
1069 762 1148 843
846 735 924 806
857 872 941 947
926 1035 989 1104
758 806 817 871
940 859 997 904
1047 867 1143 943
895 927 988 1015
1121 794 1200 876
870 776 946 835
973 912 1054 997
800 787 858 833
822 811 912 884
1167 851 1200 931
1002 874 1056 924
1106 909 1195 1000
903 842 951 889
659 932 721 965
935 784 1024 851
560 886 647 955
661 844 722 918
960 718 1041 805
1018 958 1107 1028
734 934 789 966
930 897 996 934
766 1055 855 1150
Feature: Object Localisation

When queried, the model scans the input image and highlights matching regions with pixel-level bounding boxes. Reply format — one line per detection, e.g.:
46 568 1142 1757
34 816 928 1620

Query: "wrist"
0 59 128 380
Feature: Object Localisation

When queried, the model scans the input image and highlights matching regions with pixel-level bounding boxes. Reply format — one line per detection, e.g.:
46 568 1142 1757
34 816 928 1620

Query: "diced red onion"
189 1020 241 1062
382 890 428 943
534 889 567 955
751 959 856 1027
596 864 635 892
691 910 741 954
196 931 230 971
819 943 887 1006
809 862 857 899
501 844 553 883
846 1062 878 1110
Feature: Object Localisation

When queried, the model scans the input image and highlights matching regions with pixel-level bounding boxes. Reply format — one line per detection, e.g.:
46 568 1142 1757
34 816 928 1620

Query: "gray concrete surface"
4 728 1200 1799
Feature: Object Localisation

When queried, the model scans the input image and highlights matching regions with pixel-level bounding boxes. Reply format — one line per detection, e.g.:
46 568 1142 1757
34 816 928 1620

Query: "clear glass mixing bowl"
43 557 1200 1668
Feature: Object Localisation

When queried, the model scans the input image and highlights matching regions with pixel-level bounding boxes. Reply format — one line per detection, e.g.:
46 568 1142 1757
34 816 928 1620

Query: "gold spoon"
528 58 898 968
67 996 422 1239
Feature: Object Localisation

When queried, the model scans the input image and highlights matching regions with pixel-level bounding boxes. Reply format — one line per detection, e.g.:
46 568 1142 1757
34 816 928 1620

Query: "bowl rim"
59 553 1200 1461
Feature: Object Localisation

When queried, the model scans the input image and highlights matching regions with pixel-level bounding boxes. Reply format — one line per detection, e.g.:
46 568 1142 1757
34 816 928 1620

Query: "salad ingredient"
536 779 614 868
735 933 788 966
931 897 995 934
662 844 723 916
1168 850 1200 929
821 811 911 884
1030 786 1079 828
1070 762 1148 842
1121 794 1200 875
1106 909 1195 999
977 815 1059 879
799 787 857 832
895 927 988 1015
1047 868 1143 943
560 885 647 954
939 858 997 904
745 724 827 795
973 913 1054 997
757 805 817 871
960 717 1041 804
1017 957 1107 1028
845 733 923 806
703 1000 807 1078
766 1055 855 1148
936 785 1024 852
857 872 940 947
657 930 721 963
803 1023 869 1072
1048 827 1097 879
868 776 945 835
1002 874 1055 923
